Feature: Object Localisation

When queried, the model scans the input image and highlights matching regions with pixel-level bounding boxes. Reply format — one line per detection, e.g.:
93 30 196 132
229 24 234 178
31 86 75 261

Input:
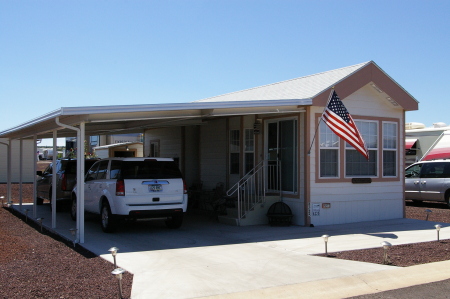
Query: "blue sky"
1 0 449 142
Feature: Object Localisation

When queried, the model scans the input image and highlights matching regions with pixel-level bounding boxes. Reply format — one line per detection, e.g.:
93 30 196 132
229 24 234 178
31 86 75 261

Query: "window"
90 135 99 147
149 140 160 157
97 160 109 180
319 122 339 177
244 129 254 173
319 116 398 179
383 122 397 177
346 121 377 177
110 160 122 179
85 162 100 181
229 130 240 174
405 163 422 178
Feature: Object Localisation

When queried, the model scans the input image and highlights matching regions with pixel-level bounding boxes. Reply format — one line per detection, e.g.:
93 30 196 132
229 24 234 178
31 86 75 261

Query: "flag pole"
307 87 335 156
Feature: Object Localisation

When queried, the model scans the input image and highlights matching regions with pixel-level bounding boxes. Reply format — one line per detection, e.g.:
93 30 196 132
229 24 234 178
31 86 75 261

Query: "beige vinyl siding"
145 127 182 159
309 181 403 225
0 138 35 183
184 126 200 187
200 119 227 190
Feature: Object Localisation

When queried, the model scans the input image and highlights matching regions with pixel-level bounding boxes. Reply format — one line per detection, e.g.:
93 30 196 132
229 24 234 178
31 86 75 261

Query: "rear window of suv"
110 159 183 180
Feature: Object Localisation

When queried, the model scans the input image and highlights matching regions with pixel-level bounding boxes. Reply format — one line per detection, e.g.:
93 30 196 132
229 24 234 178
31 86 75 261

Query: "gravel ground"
1 178 450 297
316 200 450 266
0 182 132 299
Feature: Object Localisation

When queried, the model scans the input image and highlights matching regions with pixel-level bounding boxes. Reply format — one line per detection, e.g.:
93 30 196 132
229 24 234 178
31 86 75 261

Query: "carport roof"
0 60 418 140
0 99 310 140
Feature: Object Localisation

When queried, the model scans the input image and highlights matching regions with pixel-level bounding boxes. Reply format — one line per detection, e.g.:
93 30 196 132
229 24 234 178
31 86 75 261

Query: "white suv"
71 157 188 232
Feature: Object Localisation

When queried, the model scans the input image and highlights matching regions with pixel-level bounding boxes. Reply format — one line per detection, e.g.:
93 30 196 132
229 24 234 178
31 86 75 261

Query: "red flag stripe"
323 113 368 158
321 90 369 160
323 111 362 146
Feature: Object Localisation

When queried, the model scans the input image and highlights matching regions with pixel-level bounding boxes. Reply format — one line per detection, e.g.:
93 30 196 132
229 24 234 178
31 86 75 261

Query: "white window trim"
382 121 398 178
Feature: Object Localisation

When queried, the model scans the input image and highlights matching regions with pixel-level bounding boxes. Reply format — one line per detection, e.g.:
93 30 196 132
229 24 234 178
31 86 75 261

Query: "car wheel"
70 196 77 221
36 197 44 205
101 201 116 233
165 213 183 229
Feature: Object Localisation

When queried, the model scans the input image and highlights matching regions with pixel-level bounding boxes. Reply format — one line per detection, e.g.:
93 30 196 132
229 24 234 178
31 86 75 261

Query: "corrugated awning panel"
405 139 418 150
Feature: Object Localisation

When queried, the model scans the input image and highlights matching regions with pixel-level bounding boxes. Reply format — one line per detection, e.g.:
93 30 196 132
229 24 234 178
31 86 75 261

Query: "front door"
266 118 298 193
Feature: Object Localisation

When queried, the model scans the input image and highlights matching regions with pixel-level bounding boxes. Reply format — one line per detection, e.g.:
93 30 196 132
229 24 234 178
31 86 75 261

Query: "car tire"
446 191 450 208
36 197 44 205
165 213 183 229
70 196 77 221
101 201 117 233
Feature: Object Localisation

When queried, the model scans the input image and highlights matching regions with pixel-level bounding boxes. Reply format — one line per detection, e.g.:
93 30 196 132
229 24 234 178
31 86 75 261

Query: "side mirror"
36 171 43 176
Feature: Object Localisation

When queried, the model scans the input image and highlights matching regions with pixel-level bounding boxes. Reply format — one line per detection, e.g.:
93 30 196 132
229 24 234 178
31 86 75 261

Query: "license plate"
149 184 162 192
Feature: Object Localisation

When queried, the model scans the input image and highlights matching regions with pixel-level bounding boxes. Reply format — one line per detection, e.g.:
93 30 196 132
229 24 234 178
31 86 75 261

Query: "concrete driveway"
13 204 450 298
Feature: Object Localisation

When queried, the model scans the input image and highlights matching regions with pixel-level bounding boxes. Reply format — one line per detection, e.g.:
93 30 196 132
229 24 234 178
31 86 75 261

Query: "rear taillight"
61 174 67 191
183 180 188 194
116 179 125 196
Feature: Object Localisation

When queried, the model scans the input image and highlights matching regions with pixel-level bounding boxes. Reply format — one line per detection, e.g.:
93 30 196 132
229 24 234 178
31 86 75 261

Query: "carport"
0 99 309 243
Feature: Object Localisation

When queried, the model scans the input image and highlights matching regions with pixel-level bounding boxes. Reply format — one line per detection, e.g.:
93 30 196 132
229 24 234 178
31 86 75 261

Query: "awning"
422 132 450 161
405 139 418 150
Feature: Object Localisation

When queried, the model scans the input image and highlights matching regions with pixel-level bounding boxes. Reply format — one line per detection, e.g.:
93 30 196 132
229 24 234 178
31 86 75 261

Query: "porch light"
109 247 119 268
435 224 442 241
425 209 432 221
111 268 126 299
37 218 44 232
321 235 330 256
69 228 78 247
381 241 392 264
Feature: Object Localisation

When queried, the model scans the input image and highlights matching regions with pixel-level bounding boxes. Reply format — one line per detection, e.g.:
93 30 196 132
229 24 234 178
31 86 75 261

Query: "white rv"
405 122 450 167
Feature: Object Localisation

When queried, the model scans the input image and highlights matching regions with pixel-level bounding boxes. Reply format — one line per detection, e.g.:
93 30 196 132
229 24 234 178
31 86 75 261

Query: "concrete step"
218 196 280 226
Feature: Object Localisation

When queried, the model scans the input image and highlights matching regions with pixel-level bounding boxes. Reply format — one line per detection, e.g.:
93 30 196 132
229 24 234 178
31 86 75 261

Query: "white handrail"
226 160 264 197
226 160 280 225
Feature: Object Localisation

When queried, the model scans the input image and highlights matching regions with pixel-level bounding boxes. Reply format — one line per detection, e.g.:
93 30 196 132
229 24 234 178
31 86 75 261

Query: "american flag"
322 90 369 160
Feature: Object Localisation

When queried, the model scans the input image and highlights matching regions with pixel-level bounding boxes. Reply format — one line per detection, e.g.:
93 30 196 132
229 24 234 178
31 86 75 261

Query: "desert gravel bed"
317 200 450 266
0 206 133 299
1 181 450 298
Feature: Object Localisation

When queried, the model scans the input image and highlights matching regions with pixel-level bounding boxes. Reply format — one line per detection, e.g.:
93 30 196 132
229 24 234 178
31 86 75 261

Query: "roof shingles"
193 61 370 103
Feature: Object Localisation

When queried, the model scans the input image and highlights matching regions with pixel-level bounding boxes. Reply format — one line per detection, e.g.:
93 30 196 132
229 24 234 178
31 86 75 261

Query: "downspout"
51 130 57 228
19 139 23 207
33 135 37 217
55 117 86 244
